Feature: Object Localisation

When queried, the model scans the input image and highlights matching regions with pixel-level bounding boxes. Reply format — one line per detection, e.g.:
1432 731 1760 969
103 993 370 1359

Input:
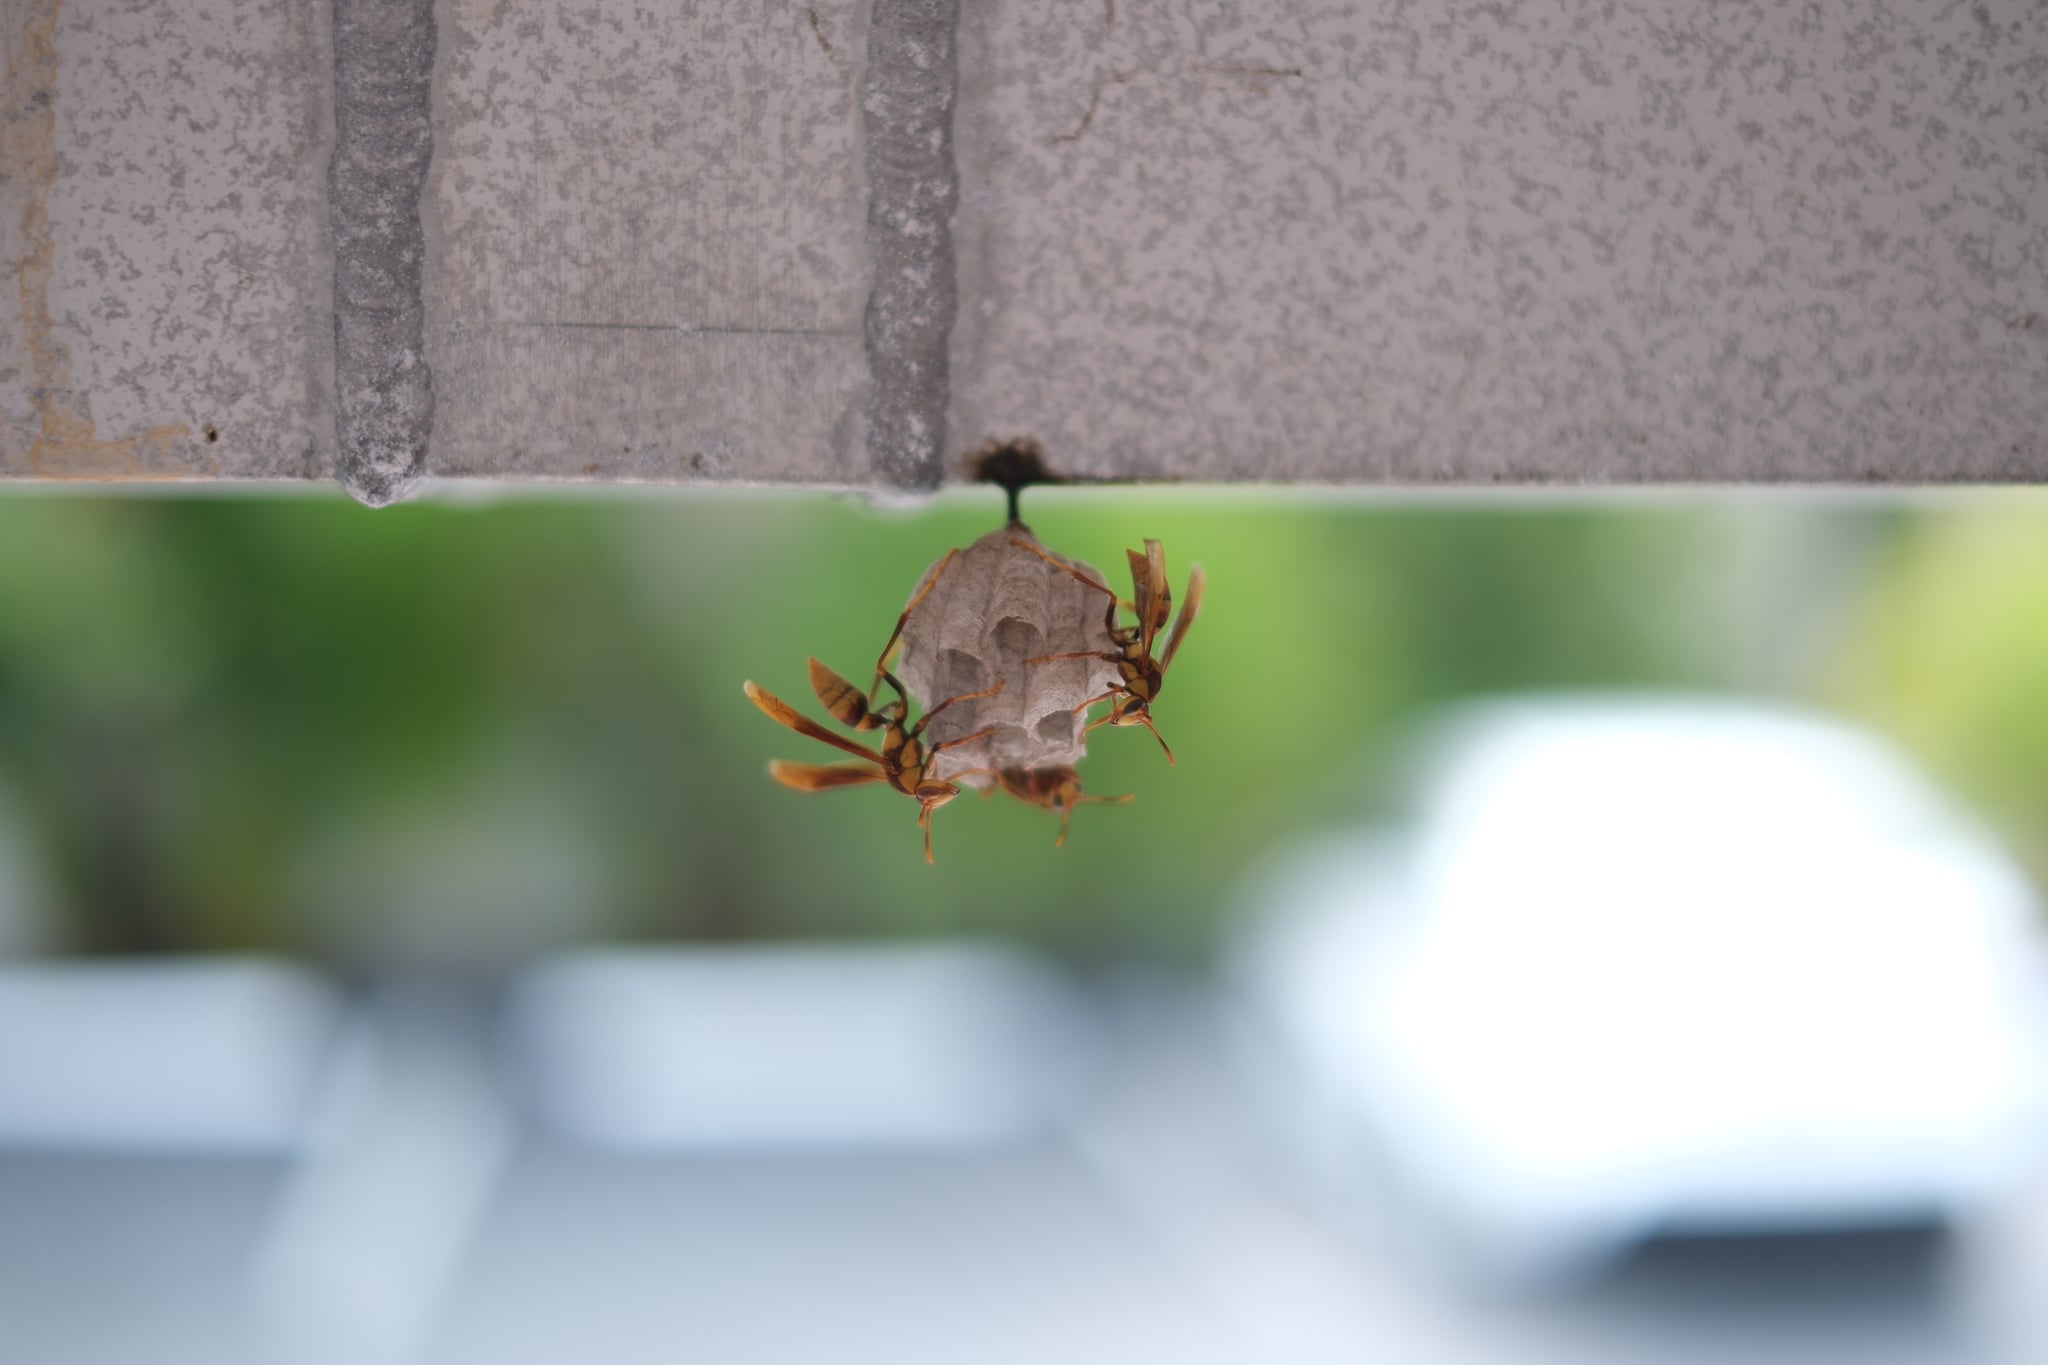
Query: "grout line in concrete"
859 0 962 491
329 0 438 508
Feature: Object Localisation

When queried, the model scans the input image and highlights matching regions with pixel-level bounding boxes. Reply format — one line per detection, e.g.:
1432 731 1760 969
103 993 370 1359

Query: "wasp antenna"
1139 713 1175 765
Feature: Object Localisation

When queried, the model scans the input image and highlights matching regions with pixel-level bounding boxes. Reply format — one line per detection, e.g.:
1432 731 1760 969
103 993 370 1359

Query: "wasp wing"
1128 540 1172 651
807 657 877 729
1159 563 1206 672
767 760 890 791
744 681 887 764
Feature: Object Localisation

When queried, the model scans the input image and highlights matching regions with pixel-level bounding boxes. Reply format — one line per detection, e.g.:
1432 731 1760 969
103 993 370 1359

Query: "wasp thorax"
894 527 1122 786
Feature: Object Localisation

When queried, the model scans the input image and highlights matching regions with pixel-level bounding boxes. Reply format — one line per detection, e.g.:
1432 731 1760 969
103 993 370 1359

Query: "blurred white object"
253 993 513 1365
1230 696 2048 1282
0 957 343 1149
506 942 1095 1148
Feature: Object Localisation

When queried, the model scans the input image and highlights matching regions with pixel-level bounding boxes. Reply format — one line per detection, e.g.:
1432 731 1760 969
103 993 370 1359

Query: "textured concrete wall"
2 0 2044 503
957 1 2048 483
428 0 870 489
1 0 328 484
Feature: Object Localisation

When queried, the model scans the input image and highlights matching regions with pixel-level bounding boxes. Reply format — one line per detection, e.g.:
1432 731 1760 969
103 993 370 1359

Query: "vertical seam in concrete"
329 0 437 507
860 0 961 490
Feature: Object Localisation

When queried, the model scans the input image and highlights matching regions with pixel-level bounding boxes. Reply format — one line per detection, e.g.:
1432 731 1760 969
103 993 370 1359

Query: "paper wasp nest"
895 527 1122 787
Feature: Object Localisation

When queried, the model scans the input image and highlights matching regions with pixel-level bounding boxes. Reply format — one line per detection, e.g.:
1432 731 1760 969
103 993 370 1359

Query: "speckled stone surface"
0 0 328 481
951 0 2048 482
425 0 871 484
3 0 2045 492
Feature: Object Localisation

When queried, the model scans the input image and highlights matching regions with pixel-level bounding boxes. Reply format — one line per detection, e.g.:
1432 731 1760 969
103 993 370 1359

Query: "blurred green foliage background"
0 489 2043 968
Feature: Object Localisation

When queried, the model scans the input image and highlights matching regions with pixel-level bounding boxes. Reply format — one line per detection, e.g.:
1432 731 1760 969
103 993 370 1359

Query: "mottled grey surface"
331 0 436 506
953 0 2048 482
3 0 2045 492
426 0 870 484
0 0 327 481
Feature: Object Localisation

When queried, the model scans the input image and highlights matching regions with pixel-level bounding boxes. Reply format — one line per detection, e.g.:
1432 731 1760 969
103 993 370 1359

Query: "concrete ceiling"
3 0 2043 504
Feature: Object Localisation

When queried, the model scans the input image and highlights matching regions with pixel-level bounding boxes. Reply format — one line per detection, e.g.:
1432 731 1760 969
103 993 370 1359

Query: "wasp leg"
916 675 1007 733
872 548 961 703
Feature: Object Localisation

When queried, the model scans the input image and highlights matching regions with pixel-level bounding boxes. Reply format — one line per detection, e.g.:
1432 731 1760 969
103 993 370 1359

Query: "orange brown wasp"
1011 537 1205 763
744 658 1003 864
992 765 1133 847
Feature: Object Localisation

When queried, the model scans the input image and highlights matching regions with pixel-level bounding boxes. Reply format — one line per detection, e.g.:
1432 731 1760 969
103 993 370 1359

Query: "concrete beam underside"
1 0 2043 504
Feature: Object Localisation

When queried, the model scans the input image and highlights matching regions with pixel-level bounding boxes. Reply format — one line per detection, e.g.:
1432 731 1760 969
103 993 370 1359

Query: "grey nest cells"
745 482 1203 861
